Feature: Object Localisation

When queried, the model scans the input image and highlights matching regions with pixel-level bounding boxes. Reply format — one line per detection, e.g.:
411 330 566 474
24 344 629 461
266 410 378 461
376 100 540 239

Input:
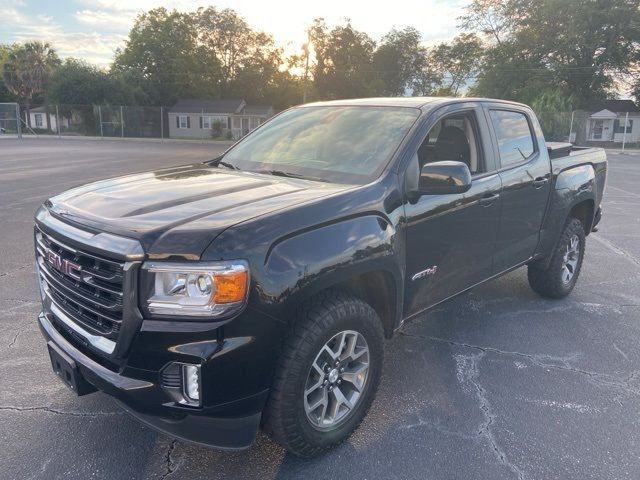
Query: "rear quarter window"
489 110 535 167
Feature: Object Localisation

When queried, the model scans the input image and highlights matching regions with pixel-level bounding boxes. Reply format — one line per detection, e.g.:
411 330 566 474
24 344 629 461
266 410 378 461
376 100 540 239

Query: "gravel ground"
1 138 639 480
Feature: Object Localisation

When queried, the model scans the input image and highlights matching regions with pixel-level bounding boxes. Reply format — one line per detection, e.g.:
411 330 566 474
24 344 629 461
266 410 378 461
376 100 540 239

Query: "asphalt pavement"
1 138 639 479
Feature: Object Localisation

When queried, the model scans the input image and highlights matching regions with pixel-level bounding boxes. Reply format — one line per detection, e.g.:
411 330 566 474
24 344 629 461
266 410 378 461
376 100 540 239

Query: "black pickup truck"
34 97 606 456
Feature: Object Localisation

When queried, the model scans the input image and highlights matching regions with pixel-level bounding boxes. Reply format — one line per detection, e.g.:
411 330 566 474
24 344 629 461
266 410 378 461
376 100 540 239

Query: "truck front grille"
35 227 125 342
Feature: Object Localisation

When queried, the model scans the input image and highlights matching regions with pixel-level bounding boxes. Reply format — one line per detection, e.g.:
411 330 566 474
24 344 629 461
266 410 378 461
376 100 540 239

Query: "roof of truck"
303 97 529 109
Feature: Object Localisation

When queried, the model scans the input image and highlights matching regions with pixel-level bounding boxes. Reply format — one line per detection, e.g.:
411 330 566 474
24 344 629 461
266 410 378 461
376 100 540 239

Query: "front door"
592 120 604 140
403 107 502 317
241 118 250 136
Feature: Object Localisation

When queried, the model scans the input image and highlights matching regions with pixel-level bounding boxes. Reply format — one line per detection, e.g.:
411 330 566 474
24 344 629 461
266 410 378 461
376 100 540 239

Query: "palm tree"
3 42 59 128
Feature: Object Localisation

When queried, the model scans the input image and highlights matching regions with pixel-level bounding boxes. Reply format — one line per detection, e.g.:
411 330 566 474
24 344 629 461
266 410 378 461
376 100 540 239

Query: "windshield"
219 106 420 184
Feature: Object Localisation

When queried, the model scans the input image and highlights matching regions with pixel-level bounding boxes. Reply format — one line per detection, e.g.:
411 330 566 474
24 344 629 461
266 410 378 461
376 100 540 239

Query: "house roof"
29 106 48 113
169 99 245 114
592 99 639 113
243 104 273 116
590 109 618 119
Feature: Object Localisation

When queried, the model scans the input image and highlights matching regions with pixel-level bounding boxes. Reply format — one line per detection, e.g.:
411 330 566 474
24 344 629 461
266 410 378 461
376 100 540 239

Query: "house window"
614 119 633 134
34 113 43 128
232 117 241 129
201 116 228 129
177 115 189 129
213 116 228 128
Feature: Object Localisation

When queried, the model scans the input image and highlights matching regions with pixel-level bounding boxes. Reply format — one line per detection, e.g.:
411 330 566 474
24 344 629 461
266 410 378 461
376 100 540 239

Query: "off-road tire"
528 218 586 299
262 290 384 457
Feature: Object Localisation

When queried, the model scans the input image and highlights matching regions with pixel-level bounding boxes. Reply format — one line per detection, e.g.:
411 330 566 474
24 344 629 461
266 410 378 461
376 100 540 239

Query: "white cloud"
74 9 134 30
5 8 125 66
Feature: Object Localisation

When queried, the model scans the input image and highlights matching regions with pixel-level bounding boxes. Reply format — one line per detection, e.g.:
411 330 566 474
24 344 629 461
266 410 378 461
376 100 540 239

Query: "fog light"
182 364 201 405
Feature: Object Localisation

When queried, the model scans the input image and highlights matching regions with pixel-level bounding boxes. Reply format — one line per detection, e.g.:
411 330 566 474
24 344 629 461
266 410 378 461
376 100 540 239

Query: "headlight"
141 260 249 318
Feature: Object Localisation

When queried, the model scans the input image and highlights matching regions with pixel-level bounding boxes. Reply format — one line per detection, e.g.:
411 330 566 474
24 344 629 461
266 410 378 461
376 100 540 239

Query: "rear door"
402 105 502 317
483 105 552 272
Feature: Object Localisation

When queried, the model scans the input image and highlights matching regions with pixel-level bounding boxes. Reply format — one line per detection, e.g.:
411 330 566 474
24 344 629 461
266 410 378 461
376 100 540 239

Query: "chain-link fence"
17 103 264 142
19 104 169 140
0 102 22 137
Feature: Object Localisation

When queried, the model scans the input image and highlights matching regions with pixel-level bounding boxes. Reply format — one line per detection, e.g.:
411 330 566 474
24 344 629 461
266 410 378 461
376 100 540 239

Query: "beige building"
168 99 274 140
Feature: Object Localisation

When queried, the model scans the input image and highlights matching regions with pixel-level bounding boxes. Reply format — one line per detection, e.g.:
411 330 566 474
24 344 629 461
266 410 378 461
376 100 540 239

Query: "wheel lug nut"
340 367 345 373
328 386 333 391
337 379 342 385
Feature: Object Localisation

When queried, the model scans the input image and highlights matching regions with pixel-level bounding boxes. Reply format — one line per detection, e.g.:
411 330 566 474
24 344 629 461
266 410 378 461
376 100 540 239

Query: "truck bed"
548 144 607 177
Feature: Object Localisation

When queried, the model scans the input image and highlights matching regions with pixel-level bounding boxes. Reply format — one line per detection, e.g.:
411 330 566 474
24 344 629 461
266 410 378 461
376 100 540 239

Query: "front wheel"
262 290 384 457
528 218 586 299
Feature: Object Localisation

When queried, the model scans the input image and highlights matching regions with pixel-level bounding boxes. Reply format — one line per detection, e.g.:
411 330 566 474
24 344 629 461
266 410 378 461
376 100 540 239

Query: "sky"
0 0 469 67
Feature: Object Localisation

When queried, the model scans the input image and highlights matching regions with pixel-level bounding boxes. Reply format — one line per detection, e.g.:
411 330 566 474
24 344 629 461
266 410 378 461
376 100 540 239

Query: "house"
168 99 274 140
585 99 640 144
25 106 70 132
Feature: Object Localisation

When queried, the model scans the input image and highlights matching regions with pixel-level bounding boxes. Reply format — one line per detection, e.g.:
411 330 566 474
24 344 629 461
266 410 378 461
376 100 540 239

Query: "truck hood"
46 163 352 259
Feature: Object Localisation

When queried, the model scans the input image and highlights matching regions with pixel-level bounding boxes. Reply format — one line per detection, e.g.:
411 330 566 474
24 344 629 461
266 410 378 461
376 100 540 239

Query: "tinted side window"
416 112 484 175
489 110 535 167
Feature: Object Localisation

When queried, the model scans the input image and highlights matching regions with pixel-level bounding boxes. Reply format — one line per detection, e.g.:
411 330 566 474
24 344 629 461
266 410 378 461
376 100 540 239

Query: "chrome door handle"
478 193 500 207
533 176 550 188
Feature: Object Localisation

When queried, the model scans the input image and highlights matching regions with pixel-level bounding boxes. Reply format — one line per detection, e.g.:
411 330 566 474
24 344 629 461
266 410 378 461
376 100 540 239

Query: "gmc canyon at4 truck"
34 97 606 456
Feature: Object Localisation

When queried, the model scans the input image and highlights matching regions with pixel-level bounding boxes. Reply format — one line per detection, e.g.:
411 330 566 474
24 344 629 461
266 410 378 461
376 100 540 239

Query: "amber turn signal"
213 270 248 303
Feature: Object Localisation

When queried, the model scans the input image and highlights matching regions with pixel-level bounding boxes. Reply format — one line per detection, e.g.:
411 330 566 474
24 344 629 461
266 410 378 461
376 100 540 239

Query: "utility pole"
302 29 311 104
98 105 103 138
55 104 60 138
15 103 21 139
622 111 629 153
568 110 575 143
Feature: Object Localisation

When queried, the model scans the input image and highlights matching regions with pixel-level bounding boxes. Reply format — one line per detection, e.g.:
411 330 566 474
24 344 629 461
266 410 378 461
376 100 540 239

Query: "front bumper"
38 311 265 450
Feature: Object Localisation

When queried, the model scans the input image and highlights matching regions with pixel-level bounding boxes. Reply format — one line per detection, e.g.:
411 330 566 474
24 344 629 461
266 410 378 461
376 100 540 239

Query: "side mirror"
416 161 472 195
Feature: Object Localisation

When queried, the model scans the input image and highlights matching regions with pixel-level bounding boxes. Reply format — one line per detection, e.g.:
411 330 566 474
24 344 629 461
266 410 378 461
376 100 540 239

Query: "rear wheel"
262 290 384 457
528 218 585 299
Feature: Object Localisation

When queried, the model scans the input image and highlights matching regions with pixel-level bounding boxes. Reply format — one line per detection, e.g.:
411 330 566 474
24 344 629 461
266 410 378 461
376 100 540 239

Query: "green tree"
459 0 519 45
2 41 60 126
530 87 577 140
113 8 220 105
48 58 145 105
0 44 16 102
632 73 640 107
197 7 293 105
310 19 377 99
423 33 484 96
372 27 427 96
465 0 640 107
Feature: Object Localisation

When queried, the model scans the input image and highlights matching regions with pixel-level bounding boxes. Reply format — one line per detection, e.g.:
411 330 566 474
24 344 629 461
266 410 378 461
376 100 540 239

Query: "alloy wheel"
562 234 580 284
303 330 370 430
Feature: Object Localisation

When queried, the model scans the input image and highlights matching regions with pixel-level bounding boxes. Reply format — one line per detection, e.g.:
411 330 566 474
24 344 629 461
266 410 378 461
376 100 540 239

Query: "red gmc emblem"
46 249 82 281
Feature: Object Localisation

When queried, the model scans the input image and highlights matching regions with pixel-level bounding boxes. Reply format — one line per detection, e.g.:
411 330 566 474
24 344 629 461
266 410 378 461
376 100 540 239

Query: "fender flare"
261 214 404 330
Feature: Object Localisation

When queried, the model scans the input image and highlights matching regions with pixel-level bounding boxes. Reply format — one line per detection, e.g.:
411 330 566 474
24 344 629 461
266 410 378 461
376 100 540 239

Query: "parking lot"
1 138 639 480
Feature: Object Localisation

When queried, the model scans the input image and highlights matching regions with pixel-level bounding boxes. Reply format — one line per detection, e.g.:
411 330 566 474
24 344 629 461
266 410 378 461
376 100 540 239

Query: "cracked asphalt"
1 138 639 480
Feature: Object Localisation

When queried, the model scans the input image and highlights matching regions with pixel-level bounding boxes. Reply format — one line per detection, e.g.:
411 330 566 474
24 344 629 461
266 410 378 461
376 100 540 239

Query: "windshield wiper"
255 169 330 183
214 159 240 170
